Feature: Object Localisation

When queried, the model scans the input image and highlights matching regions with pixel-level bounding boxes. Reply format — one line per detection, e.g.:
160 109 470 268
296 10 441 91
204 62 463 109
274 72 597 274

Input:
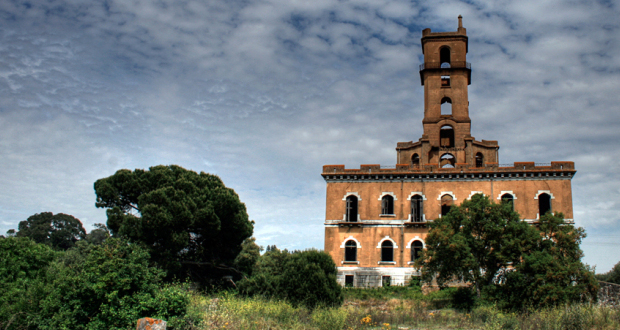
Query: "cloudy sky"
1 0 619 272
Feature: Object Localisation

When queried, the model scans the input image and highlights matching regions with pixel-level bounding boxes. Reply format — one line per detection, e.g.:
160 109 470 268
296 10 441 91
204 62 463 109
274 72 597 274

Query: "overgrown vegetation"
597 260 620 284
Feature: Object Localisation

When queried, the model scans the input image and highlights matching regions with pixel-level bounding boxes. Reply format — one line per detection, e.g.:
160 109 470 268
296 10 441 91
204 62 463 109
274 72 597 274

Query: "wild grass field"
183 288 620 330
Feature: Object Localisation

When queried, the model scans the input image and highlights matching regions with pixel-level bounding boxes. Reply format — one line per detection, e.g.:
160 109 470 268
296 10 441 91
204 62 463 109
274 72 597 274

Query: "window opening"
382 276 391 287
411 195 424 222
381 195 394 215
346 196 358 222
440 47 451 67
501 194 514 210
411 241 423 262
440 126 454 148
412 153 420 166
441 194 453 216
475 152 484 168
538 193 551 216
381 240 393 262
440 153 455 168
441 97 452 115
344 240 357 262
345 275 354 287
441 75 451 87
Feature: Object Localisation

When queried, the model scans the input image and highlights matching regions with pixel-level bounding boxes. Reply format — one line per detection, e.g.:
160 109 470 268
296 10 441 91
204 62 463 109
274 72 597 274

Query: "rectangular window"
382 276 391 287
441 75 450 87
345 275 354 287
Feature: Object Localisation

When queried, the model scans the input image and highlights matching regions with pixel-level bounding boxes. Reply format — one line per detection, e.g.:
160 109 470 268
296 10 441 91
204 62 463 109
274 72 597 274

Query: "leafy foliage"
596 260 620 285
239 248 343 309
94 165 254 282
16 212 86 250
234 237 262 277
417 194 538 296
418 194 597 309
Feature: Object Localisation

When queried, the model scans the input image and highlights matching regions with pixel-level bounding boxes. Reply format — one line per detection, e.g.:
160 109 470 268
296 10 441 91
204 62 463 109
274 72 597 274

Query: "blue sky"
1 0 619 272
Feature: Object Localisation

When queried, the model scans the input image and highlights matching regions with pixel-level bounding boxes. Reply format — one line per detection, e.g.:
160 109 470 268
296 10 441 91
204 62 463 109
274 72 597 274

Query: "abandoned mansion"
322 17 576 287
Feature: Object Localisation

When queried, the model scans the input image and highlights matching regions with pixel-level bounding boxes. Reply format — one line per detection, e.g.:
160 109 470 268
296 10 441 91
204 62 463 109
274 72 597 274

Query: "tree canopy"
16 212 86 250
417 194 597 308
94 165 254 282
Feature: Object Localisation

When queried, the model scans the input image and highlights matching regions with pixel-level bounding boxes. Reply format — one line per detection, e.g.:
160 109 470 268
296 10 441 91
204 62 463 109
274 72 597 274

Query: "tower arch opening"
440 125 454 148
411 153 420 166
538 193 551 216
441 97 452 115
440 47 451 68
440 153 455 168
475 152 484 167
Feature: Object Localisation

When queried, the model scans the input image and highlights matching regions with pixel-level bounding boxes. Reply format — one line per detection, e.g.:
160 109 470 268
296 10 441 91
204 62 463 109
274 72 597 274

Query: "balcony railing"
419 61 471 71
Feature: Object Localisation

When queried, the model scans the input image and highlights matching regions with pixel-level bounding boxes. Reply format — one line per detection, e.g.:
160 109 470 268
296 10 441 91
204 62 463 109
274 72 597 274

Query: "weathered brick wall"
598 281 620 306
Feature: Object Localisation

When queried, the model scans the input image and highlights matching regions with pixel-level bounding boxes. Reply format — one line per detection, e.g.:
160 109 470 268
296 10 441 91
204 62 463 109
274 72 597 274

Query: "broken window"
345 240 357 262
382 276 391 287
441 194 453 216
501 193 514 210
381 195 394 215
411 241 424 262
441 97 452 115
411 195 424 222
440 153 455 168
345 275 354 287
412 153 420 166
346 195 358 222
538 193 551 216
440 47 451 67
381 240 394 262
440 126 454 148
475 152 484 167
441 75 451 87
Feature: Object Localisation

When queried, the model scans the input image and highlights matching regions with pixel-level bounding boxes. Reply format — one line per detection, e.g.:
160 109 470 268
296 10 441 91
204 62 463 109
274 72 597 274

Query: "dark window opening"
441 194 453 216
382 276 391 287
440 47 451 67
441 75 451 87
345 275 354 287
411 195 424 222
501 194 514 210
411 241 424 262
345 240 357 262
381 195 394 215
441 97 452 115
440 153 455 168
475 152 484 168
440 126 454 148
539 193 551 216
412 153 420 166
346 196 358 222
381 240 394 262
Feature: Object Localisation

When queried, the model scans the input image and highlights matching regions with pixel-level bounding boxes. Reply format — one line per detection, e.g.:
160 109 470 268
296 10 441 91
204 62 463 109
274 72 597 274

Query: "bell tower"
397 16 498 168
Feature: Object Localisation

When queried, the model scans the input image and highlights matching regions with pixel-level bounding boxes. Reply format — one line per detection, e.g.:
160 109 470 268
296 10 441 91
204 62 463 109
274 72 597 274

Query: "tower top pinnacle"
458 15 463 28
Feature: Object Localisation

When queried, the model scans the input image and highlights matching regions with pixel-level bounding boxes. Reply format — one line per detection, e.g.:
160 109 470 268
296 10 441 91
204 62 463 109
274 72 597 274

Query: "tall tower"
398 16 498 168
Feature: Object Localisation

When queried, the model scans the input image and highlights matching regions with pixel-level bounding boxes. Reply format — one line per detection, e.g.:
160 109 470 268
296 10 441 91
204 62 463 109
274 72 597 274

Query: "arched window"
440 125 454 148
381 240 394 262
346 195 358 222
411 241 423 262
441 97 452 115
501 193 514 210
441 194 453 216
440 47 451 67
412 153 420 166
539 193 551 216
344 240 357 262
440 153 455 168
381 195 394 215
475 152 484 168
411 195 424 222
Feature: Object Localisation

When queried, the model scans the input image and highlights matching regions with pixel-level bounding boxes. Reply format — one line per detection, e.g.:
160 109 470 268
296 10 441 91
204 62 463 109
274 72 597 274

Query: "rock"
136 317 167 330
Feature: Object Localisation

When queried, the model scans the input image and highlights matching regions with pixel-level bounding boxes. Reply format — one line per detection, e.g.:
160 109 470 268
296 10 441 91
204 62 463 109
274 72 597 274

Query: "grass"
181 289 620 330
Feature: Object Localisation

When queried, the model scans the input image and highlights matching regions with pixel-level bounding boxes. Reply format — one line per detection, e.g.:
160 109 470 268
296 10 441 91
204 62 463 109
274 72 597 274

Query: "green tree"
16 212 86 250
84 223 110 245
417 194 538 297
0 237 58 329
498 213 598 308
598 260 620 284
94 165 254 282
234 237 262 277
239 248 343 309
